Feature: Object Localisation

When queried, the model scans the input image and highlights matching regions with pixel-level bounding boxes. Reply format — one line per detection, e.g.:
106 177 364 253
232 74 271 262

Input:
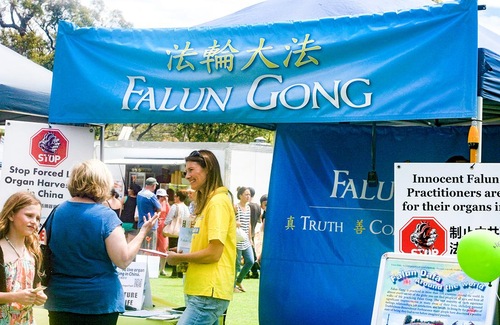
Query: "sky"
85 0 500 35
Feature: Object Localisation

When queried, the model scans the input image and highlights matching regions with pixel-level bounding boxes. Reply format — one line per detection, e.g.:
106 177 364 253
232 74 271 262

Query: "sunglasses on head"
187 150 206 166
189 150 202 158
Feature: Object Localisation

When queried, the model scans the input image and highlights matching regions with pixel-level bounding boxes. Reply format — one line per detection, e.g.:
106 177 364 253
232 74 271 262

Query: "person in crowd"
164 190 190 278
156 188 170 276
166 150 236 325
0 191 47 324
259 194 268 233
136 177 161 250
120 183 141 243
105 188 122 217
247 187 261 279
44 159 158 325
233 186 254 293
186 189 196 214
166 188 175 206
446 155 469 163
256 194 268 267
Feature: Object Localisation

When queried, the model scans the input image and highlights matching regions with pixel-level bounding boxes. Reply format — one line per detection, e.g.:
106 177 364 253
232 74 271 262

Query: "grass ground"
151 267 260 325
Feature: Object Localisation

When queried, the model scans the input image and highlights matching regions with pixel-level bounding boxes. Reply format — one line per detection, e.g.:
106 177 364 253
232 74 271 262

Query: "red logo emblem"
30 128 69 167
399 217 447 255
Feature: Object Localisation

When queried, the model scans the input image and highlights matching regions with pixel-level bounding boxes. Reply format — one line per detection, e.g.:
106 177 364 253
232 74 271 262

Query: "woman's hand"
140 212 160 233
15 289 38 306
34 290 47 306
166 251 182 265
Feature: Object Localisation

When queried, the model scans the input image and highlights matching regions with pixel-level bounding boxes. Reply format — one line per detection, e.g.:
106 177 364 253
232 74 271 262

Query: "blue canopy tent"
48 0 500 323
0 44 51 123
478 24 500 121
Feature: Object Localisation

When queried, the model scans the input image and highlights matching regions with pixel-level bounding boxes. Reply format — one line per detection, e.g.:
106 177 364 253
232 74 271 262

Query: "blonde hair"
0 191 42 276
67 159 114 202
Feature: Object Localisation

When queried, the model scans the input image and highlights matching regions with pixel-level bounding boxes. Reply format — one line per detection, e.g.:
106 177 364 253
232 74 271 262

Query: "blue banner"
49 1 477 124
259 124 500 324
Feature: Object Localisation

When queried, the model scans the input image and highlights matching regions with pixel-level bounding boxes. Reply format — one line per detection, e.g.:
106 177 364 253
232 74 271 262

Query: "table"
34 307 179 324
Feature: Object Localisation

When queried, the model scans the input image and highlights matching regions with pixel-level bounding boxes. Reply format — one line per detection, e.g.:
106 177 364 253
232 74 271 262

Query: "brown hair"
0 191 43 277
185 150 224 215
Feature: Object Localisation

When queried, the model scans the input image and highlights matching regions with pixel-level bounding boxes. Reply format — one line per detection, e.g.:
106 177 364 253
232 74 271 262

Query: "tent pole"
100 125 105 161
477 96 483 163
469 97 483 163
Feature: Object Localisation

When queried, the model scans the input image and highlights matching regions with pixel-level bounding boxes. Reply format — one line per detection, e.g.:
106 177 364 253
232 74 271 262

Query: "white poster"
394 163 500 256
0 121 94 220
136 254 160 279
118 261 152 311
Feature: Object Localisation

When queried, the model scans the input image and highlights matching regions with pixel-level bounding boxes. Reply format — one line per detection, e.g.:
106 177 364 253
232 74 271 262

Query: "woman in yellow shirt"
166 150 236 325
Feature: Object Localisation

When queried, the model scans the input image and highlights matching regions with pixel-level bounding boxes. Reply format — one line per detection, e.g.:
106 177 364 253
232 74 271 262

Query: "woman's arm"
166 239 224 265
0 289 39 306
105 212 159 270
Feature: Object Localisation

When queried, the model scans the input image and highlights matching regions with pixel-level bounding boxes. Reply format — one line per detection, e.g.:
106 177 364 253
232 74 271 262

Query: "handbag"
38 206 57 287
163 204 181 238
236 226 247 243
236 212 247 243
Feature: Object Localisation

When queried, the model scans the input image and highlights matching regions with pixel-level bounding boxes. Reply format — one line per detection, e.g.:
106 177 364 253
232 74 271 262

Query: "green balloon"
457 229 500 283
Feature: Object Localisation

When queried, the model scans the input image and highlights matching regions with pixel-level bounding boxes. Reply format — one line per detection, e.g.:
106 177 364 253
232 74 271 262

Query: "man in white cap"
137 177 162 249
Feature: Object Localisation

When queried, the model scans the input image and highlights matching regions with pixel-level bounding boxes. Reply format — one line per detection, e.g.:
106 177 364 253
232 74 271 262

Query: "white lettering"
248 75 372 111
122 75 372 113
331 169 394 201
247 74 281 110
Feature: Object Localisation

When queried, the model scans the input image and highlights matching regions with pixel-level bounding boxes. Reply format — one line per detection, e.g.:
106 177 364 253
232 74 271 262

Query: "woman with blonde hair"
0 191 47 324
44 159 158 325
166 150 236 325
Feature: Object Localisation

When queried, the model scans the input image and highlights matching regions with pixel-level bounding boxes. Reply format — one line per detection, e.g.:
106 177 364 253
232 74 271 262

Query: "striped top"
236 204 251 250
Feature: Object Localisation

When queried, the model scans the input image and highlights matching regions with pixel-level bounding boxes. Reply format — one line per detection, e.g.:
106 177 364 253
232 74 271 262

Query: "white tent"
0 44 51 123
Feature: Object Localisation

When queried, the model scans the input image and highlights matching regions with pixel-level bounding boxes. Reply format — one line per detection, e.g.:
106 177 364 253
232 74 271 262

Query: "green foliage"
174 123 274 144
0 29 53 68
101 123 275 145
0 0 130 67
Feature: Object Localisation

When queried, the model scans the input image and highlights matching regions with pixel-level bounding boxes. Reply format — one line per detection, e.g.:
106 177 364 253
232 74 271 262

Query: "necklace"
5 236 23 259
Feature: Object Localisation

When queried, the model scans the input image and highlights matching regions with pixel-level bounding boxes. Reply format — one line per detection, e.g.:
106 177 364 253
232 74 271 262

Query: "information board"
394 163 500 256
0 120 94 220
371 253 499 325
118 261 153 311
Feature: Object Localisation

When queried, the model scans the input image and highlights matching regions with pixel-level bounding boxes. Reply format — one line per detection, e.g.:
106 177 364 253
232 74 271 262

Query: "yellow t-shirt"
184 187 236 300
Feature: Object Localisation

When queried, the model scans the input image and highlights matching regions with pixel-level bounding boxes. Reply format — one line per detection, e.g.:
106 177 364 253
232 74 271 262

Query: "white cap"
156 189 168 196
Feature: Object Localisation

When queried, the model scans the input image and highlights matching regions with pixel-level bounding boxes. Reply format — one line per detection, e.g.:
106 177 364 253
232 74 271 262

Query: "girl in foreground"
0 191 47 324
166 150 236 325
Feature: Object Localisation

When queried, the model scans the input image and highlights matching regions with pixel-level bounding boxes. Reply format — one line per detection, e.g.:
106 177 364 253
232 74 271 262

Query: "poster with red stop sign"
394 163 500 258
30 128 69 167
0 121 94 223
399 216 447 255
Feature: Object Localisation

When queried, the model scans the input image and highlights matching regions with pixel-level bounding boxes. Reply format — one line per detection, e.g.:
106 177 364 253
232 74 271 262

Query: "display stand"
371 253 499 325
136 254 160 278
118 261 153 311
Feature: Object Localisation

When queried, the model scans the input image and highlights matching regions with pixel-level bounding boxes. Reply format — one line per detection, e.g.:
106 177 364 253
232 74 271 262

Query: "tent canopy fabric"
49 0 478 126
204 0 500 125
0 44 51 124
477 23 500 119
0 44 51 122
479 48 500 112
201 0 432 26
